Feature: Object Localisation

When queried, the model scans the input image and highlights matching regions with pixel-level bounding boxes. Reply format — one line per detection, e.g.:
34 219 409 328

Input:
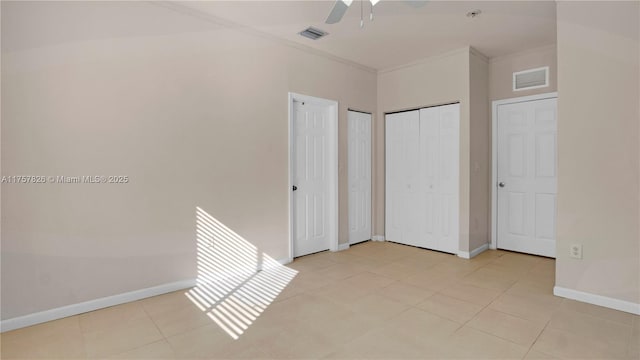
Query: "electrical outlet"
569 244 583 259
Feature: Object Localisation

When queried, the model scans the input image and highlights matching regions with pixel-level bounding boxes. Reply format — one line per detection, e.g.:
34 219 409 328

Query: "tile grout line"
76 316 91 359
523 316 554 358
449 275 552 357
559 300 637 328
129 299 181 358
447 285 502 335
441 259 533 338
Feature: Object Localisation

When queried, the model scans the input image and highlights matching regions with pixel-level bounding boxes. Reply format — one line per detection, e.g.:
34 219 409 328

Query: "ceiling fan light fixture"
326 0 428 25
325 0 353 24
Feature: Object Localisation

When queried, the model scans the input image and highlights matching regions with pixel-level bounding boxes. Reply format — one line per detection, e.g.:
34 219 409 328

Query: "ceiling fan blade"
325 0 351 24
403 0 428 8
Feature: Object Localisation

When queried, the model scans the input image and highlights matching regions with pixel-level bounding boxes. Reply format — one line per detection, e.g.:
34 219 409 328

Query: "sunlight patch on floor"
185 207 297 339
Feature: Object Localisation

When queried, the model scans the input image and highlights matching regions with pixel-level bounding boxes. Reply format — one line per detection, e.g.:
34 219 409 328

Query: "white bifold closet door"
348 110 372 244
385 103 459 254
386 110 421 247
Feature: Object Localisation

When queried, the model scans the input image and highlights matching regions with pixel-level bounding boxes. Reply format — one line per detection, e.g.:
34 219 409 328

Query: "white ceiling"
2 1 557 70
180 0 557 70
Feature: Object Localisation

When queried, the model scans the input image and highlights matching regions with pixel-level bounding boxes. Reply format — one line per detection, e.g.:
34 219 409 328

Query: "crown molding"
469 46 490 63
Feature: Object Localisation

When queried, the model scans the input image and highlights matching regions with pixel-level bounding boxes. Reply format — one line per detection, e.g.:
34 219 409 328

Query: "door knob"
498 182 505 188
292 185 298 191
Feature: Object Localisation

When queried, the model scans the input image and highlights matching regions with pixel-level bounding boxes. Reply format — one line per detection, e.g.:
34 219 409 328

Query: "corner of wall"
468 49 491 253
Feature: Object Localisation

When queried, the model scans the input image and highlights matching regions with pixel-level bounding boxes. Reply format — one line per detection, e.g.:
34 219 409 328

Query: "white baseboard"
554 286 640 315
0 278 196 333
372 235 385 241
337 243 350 251
458 243 490 259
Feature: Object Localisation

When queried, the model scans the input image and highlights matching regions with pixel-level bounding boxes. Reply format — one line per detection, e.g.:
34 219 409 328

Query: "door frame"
347 109 373 245
490 92 558 250
288 92 339 261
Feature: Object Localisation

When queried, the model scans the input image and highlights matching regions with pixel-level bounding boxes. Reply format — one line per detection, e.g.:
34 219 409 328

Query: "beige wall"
556 1 639 304
376 48 473 251
0 2 376 319
489 44 557 102
469 50 491 252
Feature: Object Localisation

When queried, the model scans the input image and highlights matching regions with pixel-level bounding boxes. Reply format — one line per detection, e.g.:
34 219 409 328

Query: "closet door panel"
437 104 460 254
419 107 440 250
385 110 419 245
404 114 421 247
385 114 403 243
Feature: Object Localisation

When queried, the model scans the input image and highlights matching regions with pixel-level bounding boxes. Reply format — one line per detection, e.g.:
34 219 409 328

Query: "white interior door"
348 110 372 244
293 100 333 257
385 110 421 248
497 98 557 257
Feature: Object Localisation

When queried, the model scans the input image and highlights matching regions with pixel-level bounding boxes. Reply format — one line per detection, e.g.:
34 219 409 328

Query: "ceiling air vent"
513 66 549 91
299 27 328 40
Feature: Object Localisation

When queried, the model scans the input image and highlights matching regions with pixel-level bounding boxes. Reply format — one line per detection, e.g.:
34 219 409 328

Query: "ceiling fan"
325 0 428 25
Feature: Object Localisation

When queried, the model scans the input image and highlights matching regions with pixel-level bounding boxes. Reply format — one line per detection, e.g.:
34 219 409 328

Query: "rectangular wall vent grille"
513 67 549 91
299 27 328 40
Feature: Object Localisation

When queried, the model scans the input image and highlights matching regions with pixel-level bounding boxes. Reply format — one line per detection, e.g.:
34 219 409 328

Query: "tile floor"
2 241 638 359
